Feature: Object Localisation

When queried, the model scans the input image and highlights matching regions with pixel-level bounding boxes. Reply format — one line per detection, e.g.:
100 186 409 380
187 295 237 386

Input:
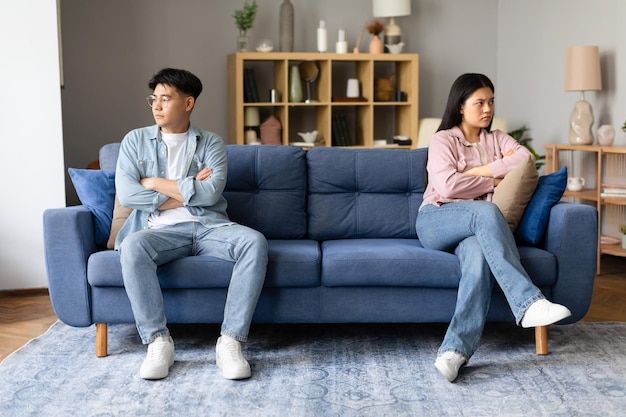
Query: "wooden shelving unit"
227 52 419 148
545 144 626 274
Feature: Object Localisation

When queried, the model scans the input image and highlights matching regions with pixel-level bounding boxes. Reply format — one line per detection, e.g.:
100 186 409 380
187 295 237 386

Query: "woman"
415 73 571 383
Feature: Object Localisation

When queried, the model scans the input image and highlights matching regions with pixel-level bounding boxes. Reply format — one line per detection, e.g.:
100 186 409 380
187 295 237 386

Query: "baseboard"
0 288 49 298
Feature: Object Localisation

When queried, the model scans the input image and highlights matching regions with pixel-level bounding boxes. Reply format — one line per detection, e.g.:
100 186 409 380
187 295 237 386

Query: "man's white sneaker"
216 335 251 380
434 351 467 383
139 335 175 380
520 299 572 328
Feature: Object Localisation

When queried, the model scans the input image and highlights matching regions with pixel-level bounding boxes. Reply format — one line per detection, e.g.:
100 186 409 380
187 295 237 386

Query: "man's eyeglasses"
146 95 187 109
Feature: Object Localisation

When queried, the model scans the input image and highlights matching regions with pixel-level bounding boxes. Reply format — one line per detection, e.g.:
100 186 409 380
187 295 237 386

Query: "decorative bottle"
317 20 327 53
279 0 294 52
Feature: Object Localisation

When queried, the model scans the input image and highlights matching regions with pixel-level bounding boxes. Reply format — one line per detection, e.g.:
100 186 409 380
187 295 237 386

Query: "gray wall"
60 0 625 204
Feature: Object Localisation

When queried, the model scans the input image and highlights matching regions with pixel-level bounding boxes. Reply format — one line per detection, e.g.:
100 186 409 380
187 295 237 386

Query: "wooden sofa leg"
96 323 108 357
535 325 548 355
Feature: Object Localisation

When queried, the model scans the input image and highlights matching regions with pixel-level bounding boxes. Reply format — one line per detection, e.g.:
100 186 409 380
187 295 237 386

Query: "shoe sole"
521 310 572 328
139 357 175 380
216 355 251 380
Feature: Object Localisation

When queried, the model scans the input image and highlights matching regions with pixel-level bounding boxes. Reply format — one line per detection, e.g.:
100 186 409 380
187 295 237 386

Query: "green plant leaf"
233 0 258 31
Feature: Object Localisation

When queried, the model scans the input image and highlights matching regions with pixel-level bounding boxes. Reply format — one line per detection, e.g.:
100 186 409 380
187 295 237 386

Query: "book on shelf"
243 68 260 103
601 183 626 198
331 113 353 146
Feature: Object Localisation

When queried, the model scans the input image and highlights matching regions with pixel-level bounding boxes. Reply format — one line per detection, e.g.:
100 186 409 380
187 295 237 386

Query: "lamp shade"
373 0 411 17
564 46 601 92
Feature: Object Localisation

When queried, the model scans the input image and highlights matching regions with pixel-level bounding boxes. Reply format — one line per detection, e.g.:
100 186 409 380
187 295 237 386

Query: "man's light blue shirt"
114 124 233 249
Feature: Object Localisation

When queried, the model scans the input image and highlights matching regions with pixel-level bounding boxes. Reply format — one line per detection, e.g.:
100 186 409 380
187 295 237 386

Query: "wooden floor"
1 255 625 362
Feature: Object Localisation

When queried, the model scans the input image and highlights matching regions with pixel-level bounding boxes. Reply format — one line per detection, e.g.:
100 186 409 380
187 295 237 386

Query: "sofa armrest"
542 202 598 323
43 206 97 327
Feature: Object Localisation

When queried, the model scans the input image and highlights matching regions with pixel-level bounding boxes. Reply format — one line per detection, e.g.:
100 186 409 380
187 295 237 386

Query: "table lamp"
564 45 602 145
372 0 412 48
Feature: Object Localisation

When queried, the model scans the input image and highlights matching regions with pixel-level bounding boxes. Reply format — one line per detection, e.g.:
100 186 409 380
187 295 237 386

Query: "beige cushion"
492 155 539 231
106 194 133 249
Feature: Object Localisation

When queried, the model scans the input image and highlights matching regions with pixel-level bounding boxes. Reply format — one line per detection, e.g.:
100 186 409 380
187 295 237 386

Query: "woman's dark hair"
438 73 494 132
148 68 203 99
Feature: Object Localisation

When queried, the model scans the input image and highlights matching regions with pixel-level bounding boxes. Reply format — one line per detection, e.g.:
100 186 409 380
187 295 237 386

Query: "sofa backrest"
98 143 308 239
223 145 307 239
307 147 427 239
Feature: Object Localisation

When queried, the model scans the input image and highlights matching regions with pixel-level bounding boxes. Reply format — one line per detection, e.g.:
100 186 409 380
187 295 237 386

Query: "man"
115 68 268 380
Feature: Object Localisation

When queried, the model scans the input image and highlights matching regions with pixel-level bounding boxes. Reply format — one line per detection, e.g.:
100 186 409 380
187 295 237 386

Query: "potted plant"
620 224 626 249
366 19 384 54
508 126 545 171
621 121 626 135
233 1 258 52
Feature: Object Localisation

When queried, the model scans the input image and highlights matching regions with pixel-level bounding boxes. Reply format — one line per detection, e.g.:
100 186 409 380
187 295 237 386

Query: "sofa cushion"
320 239 557 288
321 238 461 288
88 239 321 289
107 194 133 249
492 155 538 231
98 143 308 240
515 166 567 246
223 145 308 239
307 148 427 239
68 168 116 247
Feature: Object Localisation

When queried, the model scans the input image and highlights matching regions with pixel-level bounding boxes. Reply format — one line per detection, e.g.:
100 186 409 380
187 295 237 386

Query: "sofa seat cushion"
320 239 558 289
321 239 462 288
88 239 321 289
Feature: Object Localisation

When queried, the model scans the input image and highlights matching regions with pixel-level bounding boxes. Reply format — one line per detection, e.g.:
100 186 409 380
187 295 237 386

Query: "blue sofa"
43 144 597 357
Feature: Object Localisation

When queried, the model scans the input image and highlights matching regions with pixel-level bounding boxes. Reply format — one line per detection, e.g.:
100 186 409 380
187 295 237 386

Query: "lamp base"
383 17 402 46
568 99 594 145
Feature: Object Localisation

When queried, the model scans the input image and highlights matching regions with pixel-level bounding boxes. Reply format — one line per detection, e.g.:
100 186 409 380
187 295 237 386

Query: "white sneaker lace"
147 338 170 362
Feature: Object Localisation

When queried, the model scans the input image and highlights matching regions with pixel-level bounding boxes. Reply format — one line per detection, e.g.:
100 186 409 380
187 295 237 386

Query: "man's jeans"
119 222 268 344
416 201 543 360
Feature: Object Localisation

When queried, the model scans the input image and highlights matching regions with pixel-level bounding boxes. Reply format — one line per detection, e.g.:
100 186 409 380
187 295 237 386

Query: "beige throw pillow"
492 155 539 232
106 194 133 249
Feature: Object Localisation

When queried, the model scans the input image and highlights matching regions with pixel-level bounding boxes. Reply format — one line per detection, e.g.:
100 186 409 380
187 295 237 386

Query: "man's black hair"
148 68 203 99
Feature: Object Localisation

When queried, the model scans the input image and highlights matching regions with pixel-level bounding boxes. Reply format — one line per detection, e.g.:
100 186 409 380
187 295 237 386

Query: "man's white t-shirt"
148 132 199 228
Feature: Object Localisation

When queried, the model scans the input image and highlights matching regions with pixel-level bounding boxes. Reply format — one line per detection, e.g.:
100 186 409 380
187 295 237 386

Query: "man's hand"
195 168 212 181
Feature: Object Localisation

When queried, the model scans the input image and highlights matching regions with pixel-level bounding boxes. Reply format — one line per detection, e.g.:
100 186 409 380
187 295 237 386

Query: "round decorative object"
597 125 615 146
256 39 274 52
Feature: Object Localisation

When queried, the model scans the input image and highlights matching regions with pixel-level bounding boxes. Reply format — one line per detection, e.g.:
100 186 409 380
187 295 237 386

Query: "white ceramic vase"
597 125 615 146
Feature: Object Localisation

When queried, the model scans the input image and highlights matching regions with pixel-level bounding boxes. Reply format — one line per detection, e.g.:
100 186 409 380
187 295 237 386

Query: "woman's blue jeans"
119 222 268 344
416 201 543 360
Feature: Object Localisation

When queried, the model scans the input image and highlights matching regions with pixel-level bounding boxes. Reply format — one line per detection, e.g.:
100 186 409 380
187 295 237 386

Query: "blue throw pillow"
68 168 116 246
515 166 567 246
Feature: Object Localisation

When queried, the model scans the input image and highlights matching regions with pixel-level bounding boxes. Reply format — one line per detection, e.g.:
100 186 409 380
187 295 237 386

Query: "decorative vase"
597 125 615 146
279 0 294 52
622 234 626 250
288 65 303 102
369 34 383 54
237 29 249 52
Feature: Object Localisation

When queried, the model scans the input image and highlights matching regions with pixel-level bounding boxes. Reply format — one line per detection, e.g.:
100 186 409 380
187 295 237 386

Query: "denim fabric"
416 201 544 359
119 222 267 344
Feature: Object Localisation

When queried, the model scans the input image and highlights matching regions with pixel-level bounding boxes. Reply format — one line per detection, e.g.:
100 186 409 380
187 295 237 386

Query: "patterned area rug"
1 321 625 416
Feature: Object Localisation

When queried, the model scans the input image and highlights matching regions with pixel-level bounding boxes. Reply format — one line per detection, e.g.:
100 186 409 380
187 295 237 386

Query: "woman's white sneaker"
216 335 251 380
434 351 467 382
521 299 572 328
